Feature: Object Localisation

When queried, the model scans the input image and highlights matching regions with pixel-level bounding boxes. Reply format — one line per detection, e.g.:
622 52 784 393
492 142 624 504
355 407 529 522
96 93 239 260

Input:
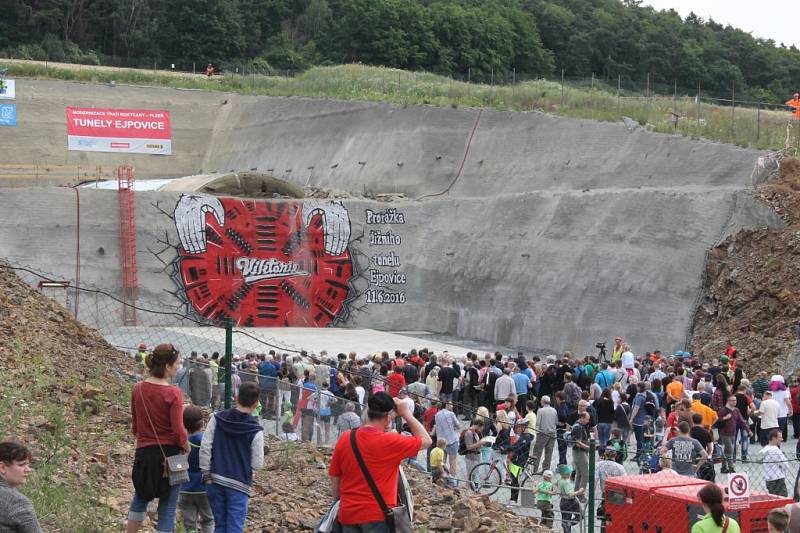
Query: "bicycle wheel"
469 462 502 496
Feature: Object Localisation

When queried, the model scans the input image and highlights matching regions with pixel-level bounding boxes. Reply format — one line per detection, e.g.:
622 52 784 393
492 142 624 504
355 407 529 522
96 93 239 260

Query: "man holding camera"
329 392 432 532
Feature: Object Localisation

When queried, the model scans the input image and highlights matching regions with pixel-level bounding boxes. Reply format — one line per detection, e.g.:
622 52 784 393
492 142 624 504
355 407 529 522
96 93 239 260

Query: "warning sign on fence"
727 473 751 510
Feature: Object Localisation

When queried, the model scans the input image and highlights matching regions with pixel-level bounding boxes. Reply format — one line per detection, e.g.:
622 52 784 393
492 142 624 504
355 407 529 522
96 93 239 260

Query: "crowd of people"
134 337 800 531
7 336 800 532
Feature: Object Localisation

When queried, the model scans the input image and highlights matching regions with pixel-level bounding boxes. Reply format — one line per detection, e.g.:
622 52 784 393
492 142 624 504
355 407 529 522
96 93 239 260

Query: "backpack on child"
643 391 657 417
458 429 477 455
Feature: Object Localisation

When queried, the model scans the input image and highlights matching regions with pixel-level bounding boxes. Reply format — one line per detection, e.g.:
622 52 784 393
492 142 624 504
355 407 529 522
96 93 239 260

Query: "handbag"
316 500 343 533
138 383 190 486
350 429 413 533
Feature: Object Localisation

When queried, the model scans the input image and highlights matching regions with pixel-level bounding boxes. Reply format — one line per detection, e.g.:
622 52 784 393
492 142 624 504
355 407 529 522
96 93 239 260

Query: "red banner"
66 107 171 154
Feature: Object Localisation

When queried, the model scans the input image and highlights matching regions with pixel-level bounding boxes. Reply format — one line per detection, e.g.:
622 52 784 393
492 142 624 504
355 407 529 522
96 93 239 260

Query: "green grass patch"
3 60 800 154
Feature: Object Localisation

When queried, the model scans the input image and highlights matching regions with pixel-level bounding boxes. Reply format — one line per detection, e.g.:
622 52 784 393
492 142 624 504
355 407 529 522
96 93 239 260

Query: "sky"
643 0 799 49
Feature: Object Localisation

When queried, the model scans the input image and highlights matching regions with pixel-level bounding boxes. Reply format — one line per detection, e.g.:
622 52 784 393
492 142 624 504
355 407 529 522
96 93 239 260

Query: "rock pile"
691 158 800 372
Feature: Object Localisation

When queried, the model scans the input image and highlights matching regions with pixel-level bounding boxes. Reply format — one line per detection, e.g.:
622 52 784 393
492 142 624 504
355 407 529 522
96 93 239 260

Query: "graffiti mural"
173 194 354 327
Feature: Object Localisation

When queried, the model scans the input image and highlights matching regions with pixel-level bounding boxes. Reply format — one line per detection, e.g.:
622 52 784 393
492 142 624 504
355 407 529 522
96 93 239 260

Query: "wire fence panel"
7 260 800 532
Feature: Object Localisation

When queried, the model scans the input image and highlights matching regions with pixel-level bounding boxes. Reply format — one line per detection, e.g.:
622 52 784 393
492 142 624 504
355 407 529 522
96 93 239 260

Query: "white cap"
543 470 553 478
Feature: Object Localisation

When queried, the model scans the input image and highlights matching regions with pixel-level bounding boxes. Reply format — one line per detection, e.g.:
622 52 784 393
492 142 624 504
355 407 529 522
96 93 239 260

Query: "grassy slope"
3 60 799 154
0 263 137 531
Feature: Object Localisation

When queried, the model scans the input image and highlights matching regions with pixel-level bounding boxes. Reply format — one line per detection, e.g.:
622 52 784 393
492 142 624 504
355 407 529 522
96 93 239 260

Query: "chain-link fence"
7 259 800 531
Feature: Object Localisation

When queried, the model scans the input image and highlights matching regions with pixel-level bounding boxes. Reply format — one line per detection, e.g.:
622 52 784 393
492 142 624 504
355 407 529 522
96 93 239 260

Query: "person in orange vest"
787 92 800 119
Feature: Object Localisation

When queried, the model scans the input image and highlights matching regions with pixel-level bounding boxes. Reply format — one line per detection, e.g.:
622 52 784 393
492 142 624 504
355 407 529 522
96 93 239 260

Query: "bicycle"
467 455 537 496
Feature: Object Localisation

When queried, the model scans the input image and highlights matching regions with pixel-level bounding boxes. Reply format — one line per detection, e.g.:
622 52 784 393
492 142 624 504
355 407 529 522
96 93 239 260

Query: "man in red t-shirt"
329 392 431 530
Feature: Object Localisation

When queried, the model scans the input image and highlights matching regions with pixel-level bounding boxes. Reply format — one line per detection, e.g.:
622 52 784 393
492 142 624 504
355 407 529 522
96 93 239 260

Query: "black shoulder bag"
349 429 413 533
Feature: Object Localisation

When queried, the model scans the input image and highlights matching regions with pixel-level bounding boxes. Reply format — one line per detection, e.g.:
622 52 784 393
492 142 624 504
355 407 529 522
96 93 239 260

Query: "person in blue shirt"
257 356 277 419
179 405 214 533
512 366 532 414
594 363 615 391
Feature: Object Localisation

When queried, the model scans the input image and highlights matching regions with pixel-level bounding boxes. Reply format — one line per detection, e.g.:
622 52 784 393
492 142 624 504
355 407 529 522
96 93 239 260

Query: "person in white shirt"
621 347 635 376
761 429 789 497
648 364 666 383
769 375 794 442
758 391 781 446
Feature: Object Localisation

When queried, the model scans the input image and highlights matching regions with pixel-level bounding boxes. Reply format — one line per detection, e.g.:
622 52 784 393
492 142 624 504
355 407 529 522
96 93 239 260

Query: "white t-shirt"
621 351 635 369
760 398 781 428
772 390 790 418
355 385 366 405
611 389 621 408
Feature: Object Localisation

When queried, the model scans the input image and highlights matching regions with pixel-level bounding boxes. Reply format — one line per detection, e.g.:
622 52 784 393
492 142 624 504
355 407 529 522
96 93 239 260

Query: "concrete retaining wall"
0 79 784 353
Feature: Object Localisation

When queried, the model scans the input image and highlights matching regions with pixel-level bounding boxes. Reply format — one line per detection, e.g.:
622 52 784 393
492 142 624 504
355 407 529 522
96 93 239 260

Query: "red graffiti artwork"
174 195 354 327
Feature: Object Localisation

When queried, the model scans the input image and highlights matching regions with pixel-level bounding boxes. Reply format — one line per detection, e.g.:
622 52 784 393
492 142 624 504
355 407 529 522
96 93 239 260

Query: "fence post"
673 79 677 115
560 68 565 107
731 81 736 137
588 438 596 532
591 72 595 120
617 74 621 118
275 385 280 437
756 103 761 146
697 80 701 129
224 318 233 409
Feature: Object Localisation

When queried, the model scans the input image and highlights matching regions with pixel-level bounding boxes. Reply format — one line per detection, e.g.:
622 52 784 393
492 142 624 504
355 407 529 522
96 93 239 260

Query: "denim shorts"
446 442 459 456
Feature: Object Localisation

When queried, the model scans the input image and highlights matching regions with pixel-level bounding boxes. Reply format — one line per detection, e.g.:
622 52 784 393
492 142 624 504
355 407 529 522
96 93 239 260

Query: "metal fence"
7 260 800 531
5 57 800 154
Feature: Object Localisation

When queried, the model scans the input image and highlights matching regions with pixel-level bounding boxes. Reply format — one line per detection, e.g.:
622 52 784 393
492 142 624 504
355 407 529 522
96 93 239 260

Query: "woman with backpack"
613 392 632 445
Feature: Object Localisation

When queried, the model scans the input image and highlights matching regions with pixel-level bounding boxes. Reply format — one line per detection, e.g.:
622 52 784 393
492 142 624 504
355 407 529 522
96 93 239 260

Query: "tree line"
2 0 799 103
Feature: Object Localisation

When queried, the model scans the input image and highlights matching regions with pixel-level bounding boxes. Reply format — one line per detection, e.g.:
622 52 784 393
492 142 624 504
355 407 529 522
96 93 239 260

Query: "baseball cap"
138 343 146 350
720 355 729 363
543 470 553 479
560 465 573 475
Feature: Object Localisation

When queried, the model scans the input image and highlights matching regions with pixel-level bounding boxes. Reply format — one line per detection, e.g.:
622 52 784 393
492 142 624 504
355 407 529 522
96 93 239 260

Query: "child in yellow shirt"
430 438 447 485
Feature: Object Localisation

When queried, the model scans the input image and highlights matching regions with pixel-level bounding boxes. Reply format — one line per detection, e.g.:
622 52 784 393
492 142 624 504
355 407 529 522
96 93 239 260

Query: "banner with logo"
0 79 15 100
0 104 16 126
66 107 171 155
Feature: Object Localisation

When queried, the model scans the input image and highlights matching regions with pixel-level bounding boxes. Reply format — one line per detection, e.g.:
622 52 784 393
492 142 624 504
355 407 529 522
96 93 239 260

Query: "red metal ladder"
118 166 138 326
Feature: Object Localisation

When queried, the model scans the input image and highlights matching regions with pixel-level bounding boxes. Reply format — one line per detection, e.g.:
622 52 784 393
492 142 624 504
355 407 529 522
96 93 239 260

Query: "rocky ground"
251 437 546 532
0 262 543 532
691 157 800 373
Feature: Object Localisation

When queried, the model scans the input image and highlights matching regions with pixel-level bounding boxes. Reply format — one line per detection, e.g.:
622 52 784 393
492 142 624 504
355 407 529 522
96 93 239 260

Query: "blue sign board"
0 104 16 126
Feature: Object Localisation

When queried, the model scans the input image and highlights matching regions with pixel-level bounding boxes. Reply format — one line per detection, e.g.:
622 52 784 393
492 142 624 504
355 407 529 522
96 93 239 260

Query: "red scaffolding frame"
118 166 138 326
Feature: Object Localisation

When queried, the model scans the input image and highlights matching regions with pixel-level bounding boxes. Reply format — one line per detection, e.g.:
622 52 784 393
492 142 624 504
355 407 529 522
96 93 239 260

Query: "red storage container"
651 484 794 533
604 472 708 533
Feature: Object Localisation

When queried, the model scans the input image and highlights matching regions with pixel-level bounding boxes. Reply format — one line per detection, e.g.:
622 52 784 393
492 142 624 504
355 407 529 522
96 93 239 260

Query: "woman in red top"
126 344 188 533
